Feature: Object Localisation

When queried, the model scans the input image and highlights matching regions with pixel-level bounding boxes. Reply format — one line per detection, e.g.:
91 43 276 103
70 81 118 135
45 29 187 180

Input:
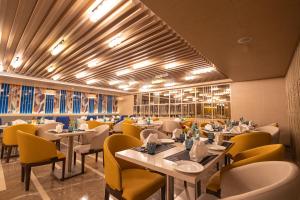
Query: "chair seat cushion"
74 144 91 154
56 151 65 160
207 171 221 193
121 169 165 200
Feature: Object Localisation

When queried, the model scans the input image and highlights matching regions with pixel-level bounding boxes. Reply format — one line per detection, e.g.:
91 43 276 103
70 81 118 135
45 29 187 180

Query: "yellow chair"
152 117 160 121
123 118 134 124
104 134 165 200
1 124 37 162
207 144 285 194
121 123 142 140
17 130 66 191
227 131 272 159
86 121 103 129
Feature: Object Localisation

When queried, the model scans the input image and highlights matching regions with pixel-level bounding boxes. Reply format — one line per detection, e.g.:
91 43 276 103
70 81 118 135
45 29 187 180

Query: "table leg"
67 136 74 172
166 175 174 200
177 181 201 200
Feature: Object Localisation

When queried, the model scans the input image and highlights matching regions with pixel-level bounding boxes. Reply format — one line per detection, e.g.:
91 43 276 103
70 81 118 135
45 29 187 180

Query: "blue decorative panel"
60 90 67 113
0 83 10 113
89 98 95 113
107 95 113 113
45 95 54 114
98 94 103 113
20 86 34 114
73 91 81 113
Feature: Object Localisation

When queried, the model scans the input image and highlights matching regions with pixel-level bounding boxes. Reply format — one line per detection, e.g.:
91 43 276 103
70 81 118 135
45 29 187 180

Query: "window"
73 91 81 113
20 86 34 114
60 90 66 113
98 94 103 113
89 98 95 113
107 95 113 113
0 83 9 114
45 95 54 113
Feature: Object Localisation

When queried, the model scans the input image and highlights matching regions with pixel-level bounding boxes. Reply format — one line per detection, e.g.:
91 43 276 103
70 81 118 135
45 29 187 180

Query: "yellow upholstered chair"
152 117 160 121
207 144 285 194
86 121 103 129
121 123 142 140
227 131 272 159
1 124 37 162
123 118 134 124
104 134 165 200
182 120 193 128
17 130 66 191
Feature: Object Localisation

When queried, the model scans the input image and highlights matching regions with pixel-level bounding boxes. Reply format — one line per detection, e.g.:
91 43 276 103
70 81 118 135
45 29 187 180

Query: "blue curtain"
73 91 81 113
45 95 54 113
89 98 94 113
0 83 9 114
98 94 103 113
107 95 113 113
60 90 66 113
20 86 34 114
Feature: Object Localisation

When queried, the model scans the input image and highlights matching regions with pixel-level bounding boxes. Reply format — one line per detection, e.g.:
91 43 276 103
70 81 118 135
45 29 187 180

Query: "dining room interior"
0 0 300 200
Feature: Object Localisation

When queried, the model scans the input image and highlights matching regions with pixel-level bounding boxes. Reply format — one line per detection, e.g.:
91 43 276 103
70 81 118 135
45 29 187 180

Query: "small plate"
208 145 226 151
174 160 204 173
159 139 175 144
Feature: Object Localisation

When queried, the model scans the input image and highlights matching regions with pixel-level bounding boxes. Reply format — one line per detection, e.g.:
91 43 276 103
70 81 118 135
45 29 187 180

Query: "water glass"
147 143 157 155
185 138 193 151
179 133 186 142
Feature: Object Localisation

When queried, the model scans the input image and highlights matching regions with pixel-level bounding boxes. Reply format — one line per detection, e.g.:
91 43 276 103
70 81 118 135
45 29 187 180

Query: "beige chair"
73 125 109 173
201 161 300 200
140 129 169 142
255 125 280 143
37 122 63 149
160 120 181 134
112 120 124 133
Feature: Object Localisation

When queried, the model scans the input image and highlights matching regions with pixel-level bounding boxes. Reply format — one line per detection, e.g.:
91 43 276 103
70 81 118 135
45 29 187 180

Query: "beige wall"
286 41 300 164
118 95 134 115
231 78 289 145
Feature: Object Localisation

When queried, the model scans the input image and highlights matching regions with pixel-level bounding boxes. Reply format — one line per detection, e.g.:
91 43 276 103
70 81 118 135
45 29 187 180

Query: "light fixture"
164 62 178 69
108 80 121 85
123 88 131 91
152 79 165 84
132 60 152 69
184 75 196 81
108 34 123 48
52 74 61 80
47 65 55 72
87 94 97 99
11 56 22 68
128 81 138 86
87 59 100 68
75 71 88 79
118 84 129 89
164 82 176 87
116 68 131 76
88 0 121 22
86 79 97 84
51 40 64 56
191 66 215 75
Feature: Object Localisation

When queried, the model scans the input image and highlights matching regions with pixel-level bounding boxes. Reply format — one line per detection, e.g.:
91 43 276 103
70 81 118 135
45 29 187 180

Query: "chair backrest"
104 134 142 191
123 118 134 124
90 125 110 150
17 130 57 164
86 120 103 129
255 126 280 143
121 123 141 140
140 129 168 142
37 122 62 139
227 132 272 158
221 161 300 200
113 120 124 133
161 120 181 133
3 124 37 146
56 116 70 129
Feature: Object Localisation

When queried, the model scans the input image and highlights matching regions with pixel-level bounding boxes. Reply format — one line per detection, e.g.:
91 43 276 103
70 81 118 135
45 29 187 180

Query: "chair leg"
95 152 98 162
52 162 55 172
6 146 12 163
61 159 65 181
102 151 105 167
105 185 110 200
161 185 166 200
56 141 61 150
25 165 31 191
21 165 25 182
74 152 76 165
0 145 5 159
81 154 85 174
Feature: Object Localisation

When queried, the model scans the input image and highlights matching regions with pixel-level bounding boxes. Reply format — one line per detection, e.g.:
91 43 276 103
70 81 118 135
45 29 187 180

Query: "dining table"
116 140 231 200
134 121 163 129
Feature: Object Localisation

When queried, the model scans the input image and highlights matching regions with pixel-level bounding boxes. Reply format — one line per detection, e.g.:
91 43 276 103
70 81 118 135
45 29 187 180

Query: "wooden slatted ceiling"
0 0 226 93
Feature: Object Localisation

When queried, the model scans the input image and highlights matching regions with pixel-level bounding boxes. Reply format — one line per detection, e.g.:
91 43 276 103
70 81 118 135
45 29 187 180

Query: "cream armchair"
255 125 280 143
201 161 300 200
37 122 63 149
140 129 169 142
160 120 181 134
73 125 109 173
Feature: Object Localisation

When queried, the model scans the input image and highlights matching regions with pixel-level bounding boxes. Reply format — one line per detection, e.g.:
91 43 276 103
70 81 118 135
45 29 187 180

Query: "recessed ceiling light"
52 74 61 80
116 68 131 76
164 62 178 69
123 88 131 91
47 66 55 72
51 40 64 56
118 84 129 89
11 56 22 68
152 79 165 84
89 0 121 22
75 71 88 79
86 79 97 84
237 37 253 45
164 82 176 87
191 67 215 75
184 75 196 81
108 80 121 85
108 34 123 48
132 60 152 69
87 59 100 68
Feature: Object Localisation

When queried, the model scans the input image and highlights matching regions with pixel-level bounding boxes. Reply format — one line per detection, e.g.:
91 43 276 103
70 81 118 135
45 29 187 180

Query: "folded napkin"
44 119 56 124
12 119 27 125
174 118 181 122
230 124 249 134
55 124 63 133
204 124 214 131
189 140 209 162
79 123 89 131
172 128 183 139
143 133 160 146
